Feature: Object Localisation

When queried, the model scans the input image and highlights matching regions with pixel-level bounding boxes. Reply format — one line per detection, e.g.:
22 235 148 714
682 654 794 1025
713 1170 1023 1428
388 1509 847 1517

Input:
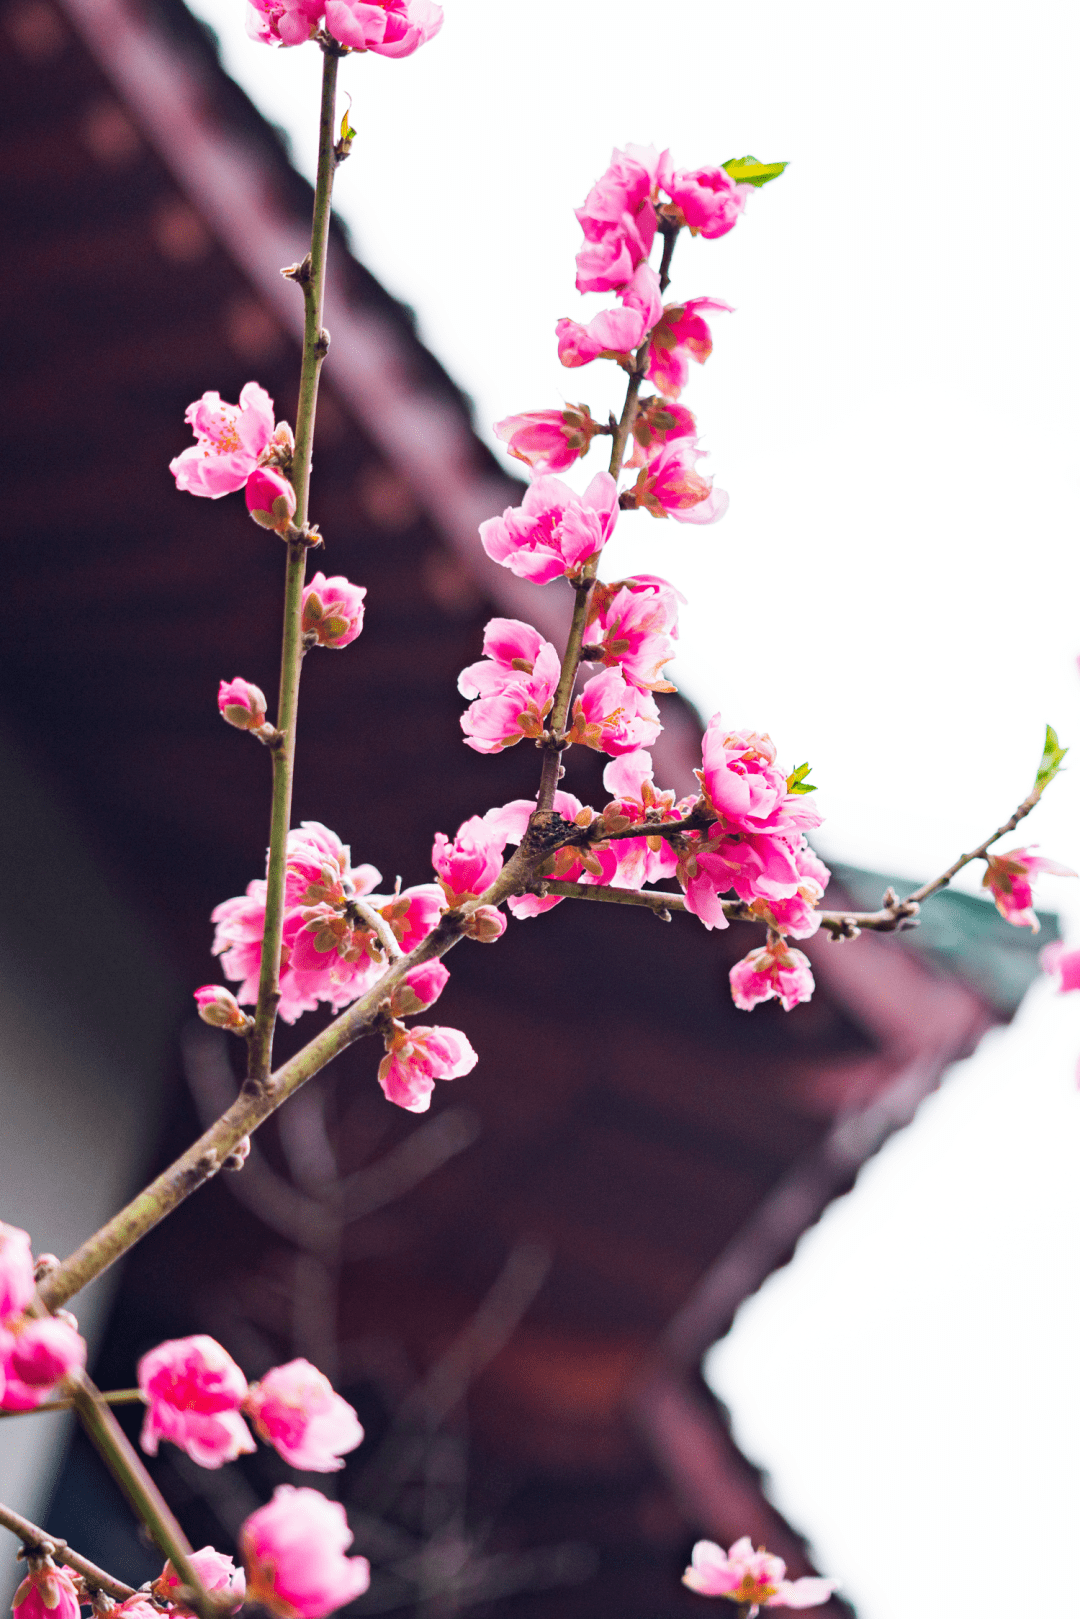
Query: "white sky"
185 5 1080 1614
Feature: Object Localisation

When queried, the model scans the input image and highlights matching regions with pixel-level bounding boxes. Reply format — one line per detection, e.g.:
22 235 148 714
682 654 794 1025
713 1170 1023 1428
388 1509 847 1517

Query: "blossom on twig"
240 1486 371 1619
245 1359 364 1473
169 383 277 499
981 845 1074 931
378 1024 478 1113
480 472 619 584
137 1335 255 1469
153 1549 245 1615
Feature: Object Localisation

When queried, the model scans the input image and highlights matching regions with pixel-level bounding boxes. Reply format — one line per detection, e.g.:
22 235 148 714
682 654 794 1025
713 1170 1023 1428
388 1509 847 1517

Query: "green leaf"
723 156 788 188
787 761 817 795
1034 723 1068 795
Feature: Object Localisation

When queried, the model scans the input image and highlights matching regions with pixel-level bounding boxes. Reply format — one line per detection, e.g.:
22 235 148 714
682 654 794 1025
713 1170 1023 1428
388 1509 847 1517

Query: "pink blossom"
574 147 659 294
568 667 662 756
12 1562 81 1619
660 160 753 238
245 1359 363 1473
8 1318 85 1388
600 751 679 888
240 1485 371 1619
458 618 561 753
755 842 830 938
390 960 450 1017
432 816 504 906
245 0 323 46
302 573 367 649
0 1223 35 1319
378 1025 478 1112
1040 940 1080 994
194 984 253 1032
557 264 663 369
138 1334 256 1469
494 406 601 476
480 472 618 585
324 0 443 56
699 717 815 836
370 884 444 953
626 439 729 524
683 1537 836 1612
584 574 683 692
246 466 297 535
286 908 388 1010
170 382 276 498
155 1549 246 1615
730 939 816 1012
647 298 733 398
218 677 268 732
627 396 699 467
677 826 817 931
981 846 1075 931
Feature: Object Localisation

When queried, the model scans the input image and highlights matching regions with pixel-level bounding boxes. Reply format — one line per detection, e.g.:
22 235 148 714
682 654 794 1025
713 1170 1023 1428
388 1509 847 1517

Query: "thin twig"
0 1387 142 1419
352 897 404 960
248 44 341 1085
0 1501 135 1599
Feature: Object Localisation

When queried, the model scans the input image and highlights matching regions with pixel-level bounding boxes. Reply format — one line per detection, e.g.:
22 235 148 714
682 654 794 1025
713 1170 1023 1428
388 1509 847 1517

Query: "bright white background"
185 5 1080 1614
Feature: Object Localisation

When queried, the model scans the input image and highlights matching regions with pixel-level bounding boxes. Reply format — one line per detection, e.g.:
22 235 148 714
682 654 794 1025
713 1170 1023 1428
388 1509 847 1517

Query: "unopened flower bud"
301 573 367 649
461 904 506 943
389 961 449 1017
0 1223 35 1318
194 985 252 1033
218 678 268 732
13 1560 81 1619
245 466 297 535
10 1317 86 1387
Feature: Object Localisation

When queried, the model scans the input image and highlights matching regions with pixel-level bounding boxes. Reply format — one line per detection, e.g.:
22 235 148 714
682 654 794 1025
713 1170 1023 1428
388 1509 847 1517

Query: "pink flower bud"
302 573 367 649
245 466 297 535
194 984 253 1033
493 406 600 476
730 939 815 1012
218 677 269 731
12 1562 81 1619
378 1025 478 1113
981 846 1075 931
389 960 450 1017
461 905 506 944
240 1485 371 1619
138 1335 256 1469
9 1318 86 1387
0 1223 35 1319
431 817 505 907
245 1359 364 1472
154 1549 245 1615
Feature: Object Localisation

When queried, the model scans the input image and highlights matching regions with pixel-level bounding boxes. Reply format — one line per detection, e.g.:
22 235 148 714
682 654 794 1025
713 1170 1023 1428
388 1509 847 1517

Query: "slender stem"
906 784 1042 904
351 897 403 960
0 1501 135 1599
67 1377 210 1613
0 1387 142 1419
248 44 341 1084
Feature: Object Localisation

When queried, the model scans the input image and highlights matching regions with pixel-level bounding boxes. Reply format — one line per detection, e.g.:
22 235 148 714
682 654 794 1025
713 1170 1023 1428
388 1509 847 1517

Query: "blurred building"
0 2 1051 1615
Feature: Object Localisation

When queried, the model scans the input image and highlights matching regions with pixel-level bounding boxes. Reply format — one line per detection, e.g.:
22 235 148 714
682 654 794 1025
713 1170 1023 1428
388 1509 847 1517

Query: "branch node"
281 254 312 286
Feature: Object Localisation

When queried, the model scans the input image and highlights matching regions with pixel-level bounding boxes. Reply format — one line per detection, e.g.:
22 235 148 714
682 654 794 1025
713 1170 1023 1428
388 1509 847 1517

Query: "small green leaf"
787 762 817 795
723 156 788 188
1034 723 1068 795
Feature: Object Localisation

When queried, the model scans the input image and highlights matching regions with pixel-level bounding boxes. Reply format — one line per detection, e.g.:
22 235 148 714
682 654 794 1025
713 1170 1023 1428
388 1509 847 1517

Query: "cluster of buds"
0 1224 86 1412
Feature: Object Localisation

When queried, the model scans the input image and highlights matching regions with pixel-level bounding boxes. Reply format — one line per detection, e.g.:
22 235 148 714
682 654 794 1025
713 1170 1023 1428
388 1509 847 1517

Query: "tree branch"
0 1387 142 1420
0 1502 135 1600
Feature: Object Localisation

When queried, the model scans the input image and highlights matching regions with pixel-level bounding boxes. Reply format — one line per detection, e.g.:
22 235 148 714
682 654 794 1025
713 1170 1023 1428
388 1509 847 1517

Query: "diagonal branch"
0 1502 135 1600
